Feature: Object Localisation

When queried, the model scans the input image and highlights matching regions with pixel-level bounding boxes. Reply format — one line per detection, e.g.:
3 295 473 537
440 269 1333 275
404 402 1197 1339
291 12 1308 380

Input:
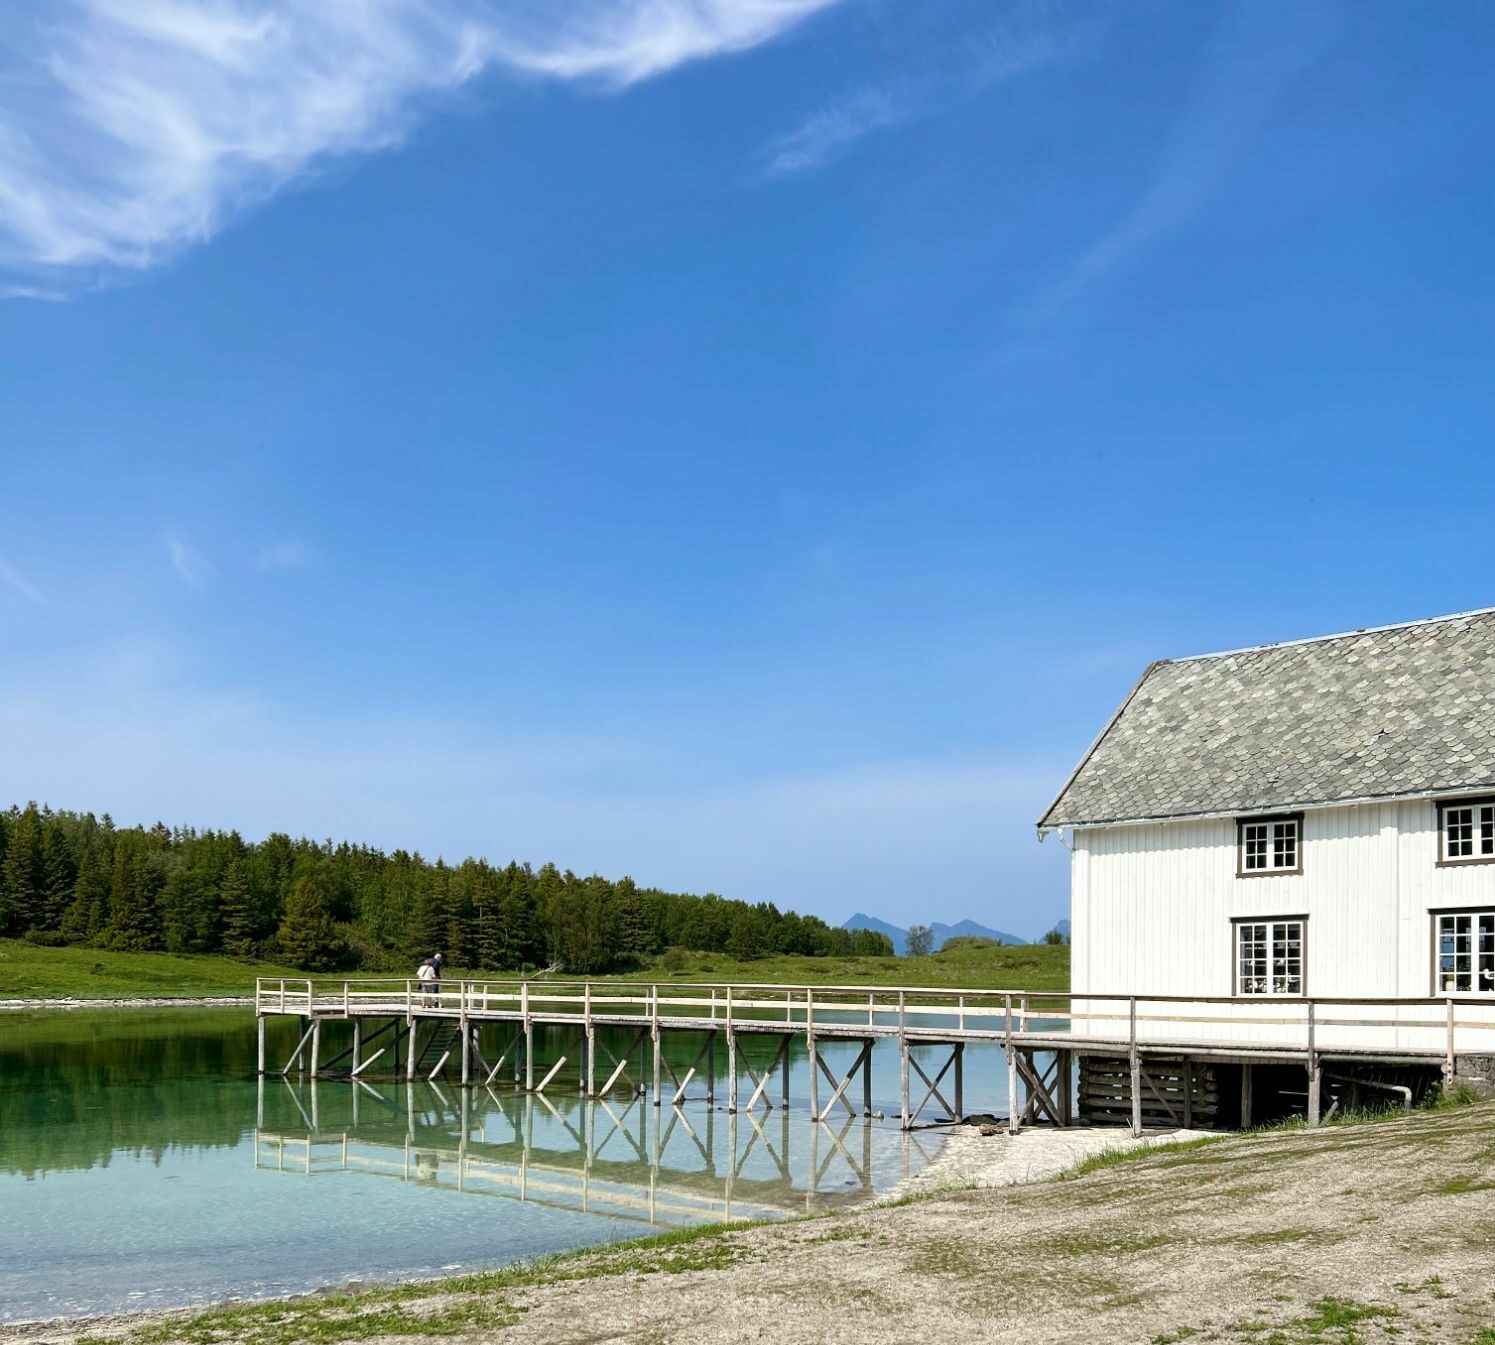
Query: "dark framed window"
1235 918 1306 995
1434 910 1495 994
1237 814 1303 876
1438 799 1495 865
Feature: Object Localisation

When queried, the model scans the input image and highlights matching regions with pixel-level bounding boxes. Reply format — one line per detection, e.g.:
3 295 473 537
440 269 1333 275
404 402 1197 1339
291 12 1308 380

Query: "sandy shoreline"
892 1116 1214 1195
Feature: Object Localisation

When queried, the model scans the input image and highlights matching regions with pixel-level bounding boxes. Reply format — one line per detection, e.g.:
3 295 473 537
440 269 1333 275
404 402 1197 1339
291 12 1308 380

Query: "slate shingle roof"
1038 609 1495 830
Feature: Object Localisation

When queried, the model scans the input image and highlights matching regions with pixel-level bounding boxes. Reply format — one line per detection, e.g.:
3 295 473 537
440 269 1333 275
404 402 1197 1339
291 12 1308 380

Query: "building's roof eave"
1037 778 1495 835
1034 660 1161 835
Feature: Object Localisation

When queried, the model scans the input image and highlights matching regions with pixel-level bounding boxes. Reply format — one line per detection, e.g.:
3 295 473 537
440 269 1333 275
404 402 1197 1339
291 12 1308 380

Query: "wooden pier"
256 978 1495 1136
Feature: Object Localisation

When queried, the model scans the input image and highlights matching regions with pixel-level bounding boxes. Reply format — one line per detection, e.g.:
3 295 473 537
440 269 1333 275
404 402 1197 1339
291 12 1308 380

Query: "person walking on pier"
417 956 436 1007
431 951 444 1003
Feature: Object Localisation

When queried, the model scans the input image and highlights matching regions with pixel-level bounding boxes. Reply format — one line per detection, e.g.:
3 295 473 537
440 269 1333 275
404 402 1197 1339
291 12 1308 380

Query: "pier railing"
254 977 1495 1065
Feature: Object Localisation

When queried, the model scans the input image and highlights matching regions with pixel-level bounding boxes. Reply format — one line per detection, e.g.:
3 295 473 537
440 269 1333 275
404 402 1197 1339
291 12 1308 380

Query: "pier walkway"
255 978 1495 1136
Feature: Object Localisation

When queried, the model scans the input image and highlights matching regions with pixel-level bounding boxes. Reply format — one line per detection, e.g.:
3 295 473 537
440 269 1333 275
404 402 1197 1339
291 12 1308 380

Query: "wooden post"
651 984 662 1105
523 980 535 1094
1059 1049 1073 1127
1241 1062 1253 1128
461 1014 471 1087
707 1031 717 1104
585 982 596 1098
1446 997 1457 1084
806 988 817 1119
953 1043 964 1121
1306 999 1321 1126
726 987 737 1114
1007 1046 1019 1135
1182 1059 1193 1129
351 1019 362 1078
257 1016 266 1077
1129 997 1142 1139
782 1033 791 1110
898 991 910 1130
310 1018 322 1079
863 1040 873 1117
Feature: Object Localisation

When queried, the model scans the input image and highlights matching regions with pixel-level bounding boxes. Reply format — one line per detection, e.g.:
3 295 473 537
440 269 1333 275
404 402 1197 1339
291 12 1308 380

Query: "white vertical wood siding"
1069 800 1495 1052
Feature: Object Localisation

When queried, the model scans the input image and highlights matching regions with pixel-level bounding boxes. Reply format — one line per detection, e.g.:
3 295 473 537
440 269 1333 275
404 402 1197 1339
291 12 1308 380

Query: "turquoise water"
0 1009 1017 1323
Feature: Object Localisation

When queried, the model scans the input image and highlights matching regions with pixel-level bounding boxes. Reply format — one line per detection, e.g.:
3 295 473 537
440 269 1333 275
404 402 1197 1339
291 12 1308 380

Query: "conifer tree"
38 822 77 930
276 872 341 971
61 856 110 944
219 860 259 958
0 802 42 934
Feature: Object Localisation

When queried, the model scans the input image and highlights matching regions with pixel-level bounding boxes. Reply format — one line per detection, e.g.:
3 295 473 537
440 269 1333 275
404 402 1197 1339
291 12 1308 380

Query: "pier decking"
256 978 1495 1136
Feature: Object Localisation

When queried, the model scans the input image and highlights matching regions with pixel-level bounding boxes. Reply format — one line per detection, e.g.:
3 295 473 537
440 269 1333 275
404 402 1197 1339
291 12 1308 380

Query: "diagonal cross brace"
908 1047 959 1125
1016 1052 1064 1126
815 1042 871 1122
595 1026 649 1097
743 1037 791 1113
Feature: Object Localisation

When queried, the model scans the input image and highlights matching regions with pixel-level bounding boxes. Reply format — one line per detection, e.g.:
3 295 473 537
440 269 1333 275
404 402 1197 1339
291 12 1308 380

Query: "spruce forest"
0 803 893 974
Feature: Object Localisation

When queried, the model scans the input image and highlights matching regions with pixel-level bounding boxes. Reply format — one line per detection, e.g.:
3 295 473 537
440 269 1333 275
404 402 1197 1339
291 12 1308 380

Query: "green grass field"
0 937 1069 1001
0 940 308 1000
606 943 1069 992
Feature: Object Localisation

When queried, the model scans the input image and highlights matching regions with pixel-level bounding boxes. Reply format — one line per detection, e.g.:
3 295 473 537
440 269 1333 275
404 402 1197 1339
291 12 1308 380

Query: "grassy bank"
0 938 1069 1001
0 939 308 1000
27 1100 1495 1345
608 942 1068 992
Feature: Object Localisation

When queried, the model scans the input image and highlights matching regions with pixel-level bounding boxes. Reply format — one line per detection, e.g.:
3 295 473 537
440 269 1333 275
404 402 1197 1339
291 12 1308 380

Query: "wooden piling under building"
255 978 1493 1136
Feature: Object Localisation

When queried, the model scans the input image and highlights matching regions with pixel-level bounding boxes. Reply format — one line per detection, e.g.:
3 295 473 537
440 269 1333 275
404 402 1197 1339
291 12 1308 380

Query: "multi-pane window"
1239 816 1301 874
1440 801 1495 863
1436 912 1495 994
1236 919 1304 995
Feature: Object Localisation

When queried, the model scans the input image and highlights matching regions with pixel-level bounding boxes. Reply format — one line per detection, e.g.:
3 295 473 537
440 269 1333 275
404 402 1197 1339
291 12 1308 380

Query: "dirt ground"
10 1104 1495 1345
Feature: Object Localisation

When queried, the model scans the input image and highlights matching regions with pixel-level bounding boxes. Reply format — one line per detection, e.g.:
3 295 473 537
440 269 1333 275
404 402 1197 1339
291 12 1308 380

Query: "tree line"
0 803 893 973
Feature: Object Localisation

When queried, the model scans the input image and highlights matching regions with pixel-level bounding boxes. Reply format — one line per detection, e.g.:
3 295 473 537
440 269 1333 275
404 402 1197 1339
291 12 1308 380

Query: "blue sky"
2 1 1493 937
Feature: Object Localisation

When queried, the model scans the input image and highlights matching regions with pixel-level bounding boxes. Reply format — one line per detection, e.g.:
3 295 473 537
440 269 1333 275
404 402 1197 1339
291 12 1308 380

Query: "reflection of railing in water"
256 1076 940 1226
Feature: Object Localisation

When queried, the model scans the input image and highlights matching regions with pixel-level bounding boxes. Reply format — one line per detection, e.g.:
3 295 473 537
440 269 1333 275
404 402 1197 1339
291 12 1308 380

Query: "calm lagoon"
0 1008 1018 1323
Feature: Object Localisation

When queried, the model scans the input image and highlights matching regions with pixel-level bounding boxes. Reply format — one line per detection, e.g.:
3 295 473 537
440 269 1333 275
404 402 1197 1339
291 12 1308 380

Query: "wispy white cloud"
165 534 214 588
758 22 1068 178
760 86 907 178
0 0 840 285
258 538 314 571
0 284 68 303
0 557 45 604
1026 3 1338 323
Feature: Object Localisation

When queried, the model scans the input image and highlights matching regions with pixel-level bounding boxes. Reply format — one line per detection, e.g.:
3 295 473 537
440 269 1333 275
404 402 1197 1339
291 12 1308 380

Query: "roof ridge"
1171 605 1495 665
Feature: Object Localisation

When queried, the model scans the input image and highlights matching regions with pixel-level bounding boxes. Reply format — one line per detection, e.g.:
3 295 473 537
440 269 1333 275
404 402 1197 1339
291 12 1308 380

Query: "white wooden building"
1038 609 1495 1062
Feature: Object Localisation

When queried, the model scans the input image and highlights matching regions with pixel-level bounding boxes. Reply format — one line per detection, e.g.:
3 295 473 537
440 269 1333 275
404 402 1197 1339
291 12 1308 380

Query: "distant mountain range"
843 913 1067 956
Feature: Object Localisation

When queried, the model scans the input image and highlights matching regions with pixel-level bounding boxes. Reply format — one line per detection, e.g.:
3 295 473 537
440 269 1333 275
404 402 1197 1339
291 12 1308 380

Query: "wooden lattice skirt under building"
1078 1055 1220 1129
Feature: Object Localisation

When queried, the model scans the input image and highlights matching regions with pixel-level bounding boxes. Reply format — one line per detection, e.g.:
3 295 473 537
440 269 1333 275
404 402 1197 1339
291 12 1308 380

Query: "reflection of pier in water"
255 1077 940 1227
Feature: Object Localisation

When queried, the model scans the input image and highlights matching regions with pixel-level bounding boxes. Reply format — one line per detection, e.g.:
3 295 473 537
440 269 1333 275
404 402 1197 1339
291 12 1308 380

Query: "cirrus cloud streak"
0 0 838 281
